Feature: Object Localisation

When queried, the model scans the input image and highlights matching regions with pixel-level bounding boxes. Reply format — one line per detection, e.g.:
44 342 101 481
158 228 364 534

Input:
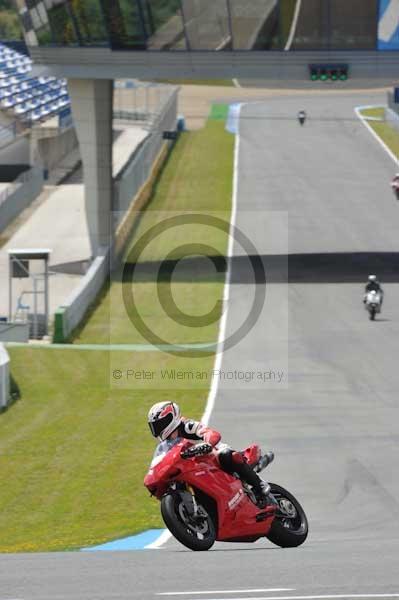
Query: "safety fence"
0 343 10 410
113 81 177 128
113 86 178 219
0 166 44 233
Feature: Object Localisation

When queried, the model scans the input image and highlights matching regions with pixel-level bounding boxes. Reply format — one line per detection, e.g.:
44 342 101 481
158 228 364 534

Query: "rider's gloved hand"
196 443 213 455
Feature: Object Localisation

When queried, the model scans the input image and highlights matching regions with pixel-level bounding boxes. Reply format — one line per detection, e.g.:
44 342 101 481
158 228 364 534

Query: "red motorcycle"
144 438 308 551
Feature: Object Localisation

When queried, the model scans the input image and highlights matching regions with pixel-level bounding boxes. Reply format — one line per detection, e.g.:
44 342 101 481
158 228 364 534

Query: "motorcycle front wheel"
161 492 216 551
266 483 308 548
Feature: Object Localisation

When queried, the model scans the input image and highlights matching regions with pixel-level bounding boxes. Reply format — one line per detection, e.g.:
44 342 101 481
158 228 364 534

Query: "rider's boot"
234 458 275 508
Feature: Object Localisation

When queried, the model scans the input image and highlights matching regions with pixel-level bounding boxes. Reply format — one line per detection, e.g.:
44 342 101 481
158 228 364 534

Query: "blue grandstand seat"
0 42 70 126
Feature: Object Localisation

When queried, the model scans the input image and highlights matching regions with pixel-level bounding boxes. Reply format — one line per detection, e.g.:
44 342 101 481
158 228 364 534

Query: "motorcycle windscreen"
151 437 182 467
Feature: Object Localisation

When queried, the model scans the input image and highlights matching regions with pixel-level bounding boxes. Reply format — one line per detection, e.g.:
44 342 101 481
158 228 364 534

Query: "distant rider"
148 401 272 507
364 275 384 304
298 110 307 124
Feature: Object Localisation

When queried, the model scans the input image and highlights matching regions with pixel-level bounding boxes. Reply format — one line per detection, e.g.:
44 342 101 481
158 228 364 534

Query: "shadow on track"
119 252 399 284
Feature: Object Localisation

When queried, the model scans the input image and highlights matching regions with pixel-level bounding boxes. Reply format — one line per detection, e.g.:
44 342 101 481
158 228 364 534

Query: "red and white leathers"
174 418 267 497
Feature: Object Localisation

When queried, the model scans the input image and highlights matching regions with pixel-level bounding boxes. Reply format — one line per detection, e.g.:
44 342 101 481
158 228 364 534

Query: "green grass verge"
279 0 297 47
1 110 234 552
76 117 234 346
360 107 399 160
1 348 209 552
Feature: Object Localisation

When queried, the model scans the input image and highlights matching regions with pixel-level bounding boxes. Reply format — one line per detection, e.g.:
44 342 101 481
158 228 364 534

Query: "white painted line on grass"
145 105 243 550
157 589 294 596
354 105 398 166
284 0 302 50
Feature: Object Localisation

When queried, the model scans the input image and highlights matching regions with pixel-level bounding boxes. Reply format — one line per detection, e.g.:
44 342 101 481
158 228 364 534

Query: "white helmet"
148 402 181 440
368 275 377 282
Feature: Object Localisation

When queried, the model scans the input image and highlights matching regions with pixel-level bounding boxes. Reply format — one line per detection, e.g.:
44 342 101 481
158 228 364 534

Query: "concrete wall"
0 342 10 409
32 127 78 174
0 167 44 233
53 251 109 342
0 322 30 343
0 136 30 165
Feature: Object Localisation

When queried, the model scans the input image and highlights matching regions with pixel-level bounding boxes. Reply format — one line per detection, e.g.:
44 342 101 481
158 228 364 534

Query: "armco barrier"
0 342 10 409
0 167 44 233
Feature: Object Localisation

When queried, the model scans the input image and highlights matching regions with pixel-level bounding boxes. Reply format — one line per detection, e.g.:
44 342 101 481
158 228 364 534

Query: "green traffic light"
311 74 318 80
321 74 327 81
340 73 347 80
331 74 337 81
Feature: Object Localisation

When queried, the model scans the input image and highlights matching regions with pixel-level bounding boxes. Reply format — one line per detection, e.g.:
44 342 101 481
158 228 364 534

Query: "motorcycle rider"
148 401 272 507
298 110 306 124
364 274 384 304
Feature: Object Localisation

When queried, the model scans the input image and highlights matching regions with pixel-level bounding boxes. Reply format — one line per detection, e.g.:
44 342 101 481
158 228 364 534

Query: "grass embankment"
360 107 399 160
1 108 234 552
279 0 298 46
77 113 233 346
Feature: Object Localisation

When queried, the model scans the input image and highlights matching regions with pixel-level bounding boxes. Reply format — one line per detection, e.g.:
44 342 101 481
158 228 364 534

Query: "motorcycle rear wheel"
161 492 216 551
266 483 308 548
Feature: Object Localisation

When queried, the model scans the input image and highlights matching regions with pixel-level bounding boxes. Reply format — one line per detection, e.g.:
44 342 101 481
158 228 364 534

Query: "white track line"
145 528 171 549
232 78 241 88
354 105 398 166
284 0 302 51
157 590 293 596
174 595 399 600
146 105 242 550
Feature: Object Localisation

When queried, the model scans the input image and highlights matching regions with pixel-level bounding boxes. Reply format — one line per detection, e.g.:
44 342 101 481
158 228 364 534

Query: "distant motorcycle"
391 178 399 200
365 290 381 321
298 111 306 126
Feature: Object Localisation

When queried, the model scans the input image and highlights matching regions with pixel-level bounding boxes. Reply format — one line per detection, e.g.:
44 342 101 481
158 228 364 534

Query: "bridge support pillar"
68 79 113 257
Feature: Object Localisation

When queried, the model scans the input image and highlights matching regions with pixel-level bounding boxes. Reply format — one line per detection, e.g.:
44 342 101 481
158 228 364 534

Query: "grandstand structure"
0 42 69 128
12 0 399 259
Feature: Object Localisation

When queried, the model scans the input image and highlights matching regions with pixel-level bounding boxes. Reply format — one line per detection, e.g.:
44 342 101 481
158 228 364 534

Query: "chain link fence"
113 85 178 220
